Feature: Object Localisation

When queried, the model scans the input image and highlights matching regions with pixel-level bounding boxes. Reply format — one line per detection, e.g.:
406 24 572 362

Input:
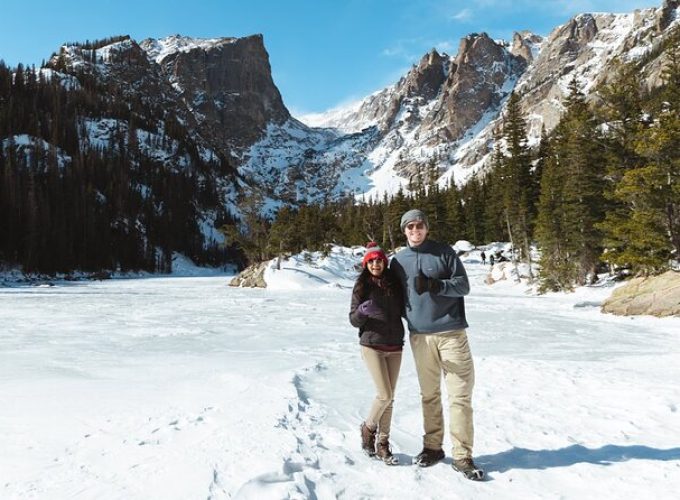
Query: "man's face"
404 220 428 247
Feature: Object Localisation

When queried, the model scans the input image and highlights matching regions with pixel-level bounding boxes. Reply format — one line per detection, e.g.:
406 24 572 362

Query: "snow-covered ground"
1 247 679 499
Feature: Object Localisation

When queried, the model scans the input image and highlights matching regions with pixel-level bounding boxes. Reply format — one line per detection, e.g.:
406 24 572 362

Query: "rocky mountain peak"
48 33 290 158
146 33 289 152
560 14 600 54
657 0 679 30
510 31 543 63
423 33 525 143
456 33 514 69
399 48 447 100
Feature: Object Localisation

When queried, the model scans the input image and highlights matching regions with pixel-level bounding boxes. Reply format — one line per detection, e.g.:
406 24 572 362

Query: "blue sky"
0 0 661 115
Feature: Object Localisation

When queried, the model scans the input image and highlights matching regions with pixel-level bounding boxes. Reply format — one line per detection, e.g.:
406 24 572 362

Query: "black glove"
415 272 442 295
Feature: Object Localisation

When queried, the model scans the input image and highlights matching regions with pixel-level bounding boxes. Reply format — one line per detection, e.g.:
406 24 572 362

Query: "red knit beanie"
362 242 388 268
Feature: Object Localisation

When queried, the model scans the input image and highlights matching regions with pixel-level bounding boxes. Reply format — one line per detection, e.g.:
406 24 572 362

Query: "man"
390 209 484 481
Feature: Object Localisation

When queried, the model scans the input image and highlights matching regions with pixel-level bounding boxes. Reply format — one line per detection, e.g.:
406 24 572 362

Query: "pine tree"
557 78 606 285
619 46 680 272
500 91 535 278
220 188 272 266
443 178 466 244
461 174 485 244
596 59 646 272
385 187 409 249
535 136 577 291
483 131 509 243
597 46 680 274
535 78 607 290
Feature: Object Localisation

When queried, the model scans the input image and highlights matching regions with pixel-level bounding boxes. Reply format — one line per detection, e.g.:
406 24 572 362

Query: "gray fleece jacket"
390 239 470 334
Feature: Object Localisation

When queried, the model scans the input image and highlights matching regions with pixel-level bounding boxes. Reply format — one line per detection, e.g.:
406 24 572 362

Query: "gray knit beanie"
400 209 429 231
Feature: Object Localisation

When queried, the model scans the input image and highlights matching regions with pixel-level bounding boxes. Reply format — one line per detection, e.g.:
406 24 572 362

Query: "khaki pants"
410 329 475 459
361 346 402 443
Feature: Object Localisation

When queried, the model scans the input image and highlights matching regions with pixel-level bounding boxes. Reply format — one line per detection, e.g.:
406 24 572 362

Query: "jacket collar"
407 238 433 252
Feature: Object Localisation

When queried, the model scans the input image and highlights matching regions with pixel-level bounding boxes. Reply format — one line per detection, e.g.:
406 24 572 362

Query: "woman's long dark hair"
355 265 401 300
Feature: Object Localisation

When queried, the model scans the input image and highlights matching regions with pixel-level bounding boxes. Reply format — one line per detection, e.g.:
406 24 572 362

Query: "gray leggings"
361 346 402 443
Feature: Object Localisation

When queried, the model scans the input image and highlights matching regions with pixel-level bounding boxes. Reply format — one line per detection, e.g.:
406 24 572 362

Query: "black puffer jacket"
349 273 405 347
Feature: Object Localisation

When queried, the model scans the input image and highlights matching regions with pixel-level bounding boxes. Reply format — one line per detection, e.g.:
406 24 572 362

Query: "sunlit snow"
1 247 679 499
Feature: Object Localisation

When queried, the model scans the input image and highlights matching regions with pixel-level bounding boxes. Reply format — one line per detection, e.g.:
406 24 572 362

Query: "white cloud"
453 0 656 15
451 8 473 21
434 40 456 54
380 38 427 62
381 47 404 57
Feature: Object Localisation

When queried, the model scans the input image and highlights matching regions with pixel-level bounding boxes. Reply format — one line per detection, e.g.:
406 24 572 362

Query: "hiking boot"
376 441 399 465
452 457 485 481
414 447 445 467
360 422 376 456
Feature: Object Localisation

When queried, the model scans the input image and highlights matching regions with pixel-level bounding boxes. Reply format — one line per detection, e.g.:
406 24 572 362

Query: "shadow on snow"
477 444 680 473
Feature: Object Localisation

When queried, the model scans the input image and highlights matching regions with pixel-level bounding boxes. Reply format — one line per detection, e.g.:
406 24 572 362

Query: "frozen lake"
1 255 679 499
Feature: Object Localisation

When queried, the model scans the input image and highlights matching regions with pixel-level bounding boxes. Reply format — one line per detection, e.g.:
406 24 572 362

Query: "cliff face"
144 34 289 152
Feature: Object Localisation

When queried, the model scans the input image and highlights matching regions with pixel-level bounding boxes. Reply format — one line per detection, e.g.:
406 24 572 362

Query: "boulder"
601 271 680 317
485 261 533 284
229 261 269 288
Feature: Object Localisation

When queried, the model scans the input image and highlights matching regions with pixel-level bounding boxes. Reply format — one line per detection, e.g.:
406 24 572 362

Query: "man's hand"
415 272 442 295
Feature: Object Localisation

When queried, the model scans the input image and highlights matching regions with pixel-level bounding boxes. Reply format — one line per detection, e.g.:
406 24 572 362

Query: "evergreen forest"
0 57 237 275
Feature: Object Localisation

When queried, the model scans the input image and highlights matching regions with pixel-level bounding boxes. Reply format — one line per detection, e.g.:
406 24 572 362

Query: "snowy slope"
1 248 679 499
140 35 237 65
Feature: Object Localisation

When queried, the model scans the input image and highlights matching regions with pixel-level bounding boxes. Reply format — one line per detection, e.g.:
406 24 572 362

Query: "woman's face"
366 258 385 277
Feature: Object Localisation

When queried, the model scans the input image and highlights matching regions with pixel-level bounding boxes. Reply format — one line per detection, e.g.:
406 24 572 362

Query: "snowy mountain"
452 0 680 175
259 32 529 202
288 0 679 198
22 0 680 210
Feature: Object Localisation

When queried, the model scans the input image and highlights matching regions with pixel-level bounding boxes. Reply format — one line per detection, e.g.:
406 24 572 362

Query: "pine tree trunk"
504 209 521 282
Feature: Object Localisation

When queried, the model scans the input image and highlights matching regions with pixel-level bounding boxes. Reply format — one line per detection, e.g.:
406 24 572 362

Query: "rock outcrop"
229 261 269 288
143 34 289 152
601 271 680 317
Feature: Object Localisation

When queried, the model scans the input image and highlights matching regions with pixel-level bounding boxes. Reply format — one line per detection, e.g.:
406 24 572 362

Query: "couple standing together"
348 208 484 481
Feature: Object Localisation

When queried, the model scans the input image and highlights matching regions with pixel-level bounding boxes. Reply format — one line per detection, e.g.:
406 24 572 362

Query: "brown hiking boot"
376 441 399 465
414 447 445 467
360 422 376 456
452 457 485 481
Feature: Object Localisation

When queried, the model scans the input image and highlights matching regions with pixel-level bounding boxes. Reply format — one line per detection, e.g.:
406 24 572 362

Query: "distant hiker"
390 209 485 481
349 242 405 465
480 251 486 265
489 254 495 266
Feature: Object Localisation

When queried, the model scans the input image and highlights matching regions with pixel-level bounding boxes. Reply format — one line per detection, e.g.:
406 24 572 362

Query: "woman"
349 242 405 465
